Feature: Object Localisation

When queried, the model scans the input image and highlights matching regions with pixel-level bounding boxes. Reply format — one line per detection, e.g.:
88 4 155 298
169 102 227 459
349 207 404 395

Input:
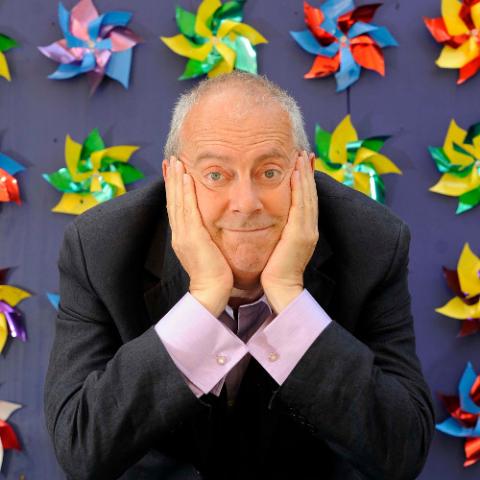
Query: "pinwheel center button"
216 354 227 365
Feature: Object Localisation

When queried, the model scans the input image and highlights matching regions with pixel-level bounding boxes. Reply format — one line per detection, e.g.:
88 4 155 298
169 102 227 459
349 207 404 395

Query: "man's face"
173 88 298 288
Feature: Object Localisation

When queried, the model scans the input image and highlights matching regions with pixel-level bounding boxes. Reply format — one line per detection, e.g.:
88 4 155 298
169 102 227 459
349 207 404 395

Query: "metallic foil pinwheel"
38 0 142 94
437 362 480 467
0 398 22 471
436 243 480 336
0 269 30 355
0 153 24 205
291 1 398 92
47 293 60 311
314 115 401 203
425 0 480 84
43 129 143 215
161 0 267 79
429 119 480 214
0 33 18 82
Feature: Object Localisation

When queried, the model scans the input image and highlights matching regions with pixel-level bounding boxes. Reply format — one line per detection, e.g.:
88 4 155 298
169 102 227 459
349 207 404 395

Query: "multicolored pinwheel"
0 33 18 81
314 115 401 203
0 153 24 205
161 0 267 79
0 269 30 355
436 243 480 336
43 129 143 215
429 119 480 214
0 398 22 471
291 1 398 92
425 0 480 84
38 0 142 94
437 362 480 467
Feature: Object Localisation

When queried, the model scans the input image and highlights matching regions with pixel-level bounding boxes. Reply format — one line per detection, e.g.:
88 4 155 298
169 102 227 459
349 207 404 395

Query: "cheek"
262 180 292 219
194 182 226 227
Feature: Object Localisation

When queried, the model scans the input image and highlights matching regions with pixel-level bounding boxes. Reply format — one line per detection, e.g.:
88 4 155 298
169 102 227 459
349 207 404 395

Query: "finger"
183 172 205 229
165 156 176 230
174 158 185 237
291 154 304 214
303 151 319 229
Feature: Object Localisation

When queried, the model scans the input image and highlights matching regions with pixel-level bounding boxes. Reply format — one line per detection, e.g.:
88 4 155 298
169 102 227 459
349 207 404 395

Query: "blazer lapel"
143 213 190 324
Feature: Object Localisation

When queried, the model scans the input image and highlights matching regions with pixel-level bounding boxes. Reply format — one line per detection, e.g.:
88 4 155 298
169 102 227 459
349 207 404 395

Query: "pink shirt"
155 289 331 402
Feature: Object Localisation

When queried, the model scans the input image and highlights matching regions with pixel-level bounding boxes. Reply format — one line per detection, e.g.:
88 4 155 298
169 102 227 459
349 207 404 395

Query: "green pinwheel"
43 129 143 215
314 115 402 204
161 0 267 79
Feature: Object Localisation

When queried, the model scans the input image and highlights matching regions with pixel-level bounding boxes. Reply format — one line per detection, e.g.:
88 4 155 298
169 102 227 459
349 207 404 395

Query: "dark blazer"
44 172 434 480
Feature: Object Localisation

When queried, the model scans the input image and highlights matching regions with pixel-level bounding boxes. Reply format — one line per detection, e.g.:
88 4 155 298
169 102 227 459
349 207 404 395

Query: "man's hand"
261 152 319 314
165 156 233 317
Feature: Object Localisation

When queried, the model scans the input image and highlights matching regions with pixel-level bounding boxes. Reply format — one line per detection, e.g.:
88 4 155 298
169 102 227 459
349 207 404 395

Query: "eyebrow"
194 148 291 166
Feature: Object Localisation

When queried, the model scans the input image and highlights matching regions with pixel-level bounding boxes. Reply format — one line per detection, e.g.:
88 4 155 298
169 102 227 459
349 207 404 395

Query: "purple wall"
0 0 478 478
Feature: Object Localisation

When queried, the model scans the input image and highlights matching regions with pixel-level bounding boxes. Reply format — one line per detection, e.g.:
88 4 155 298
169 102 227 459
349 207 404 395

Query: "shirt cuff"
155 292 248 394
247 289 332 385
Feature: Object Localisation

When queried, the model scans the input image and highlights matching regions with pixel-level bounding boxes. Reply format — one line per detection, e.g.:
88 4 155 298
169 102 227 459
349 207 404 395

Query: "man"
44 72 434 480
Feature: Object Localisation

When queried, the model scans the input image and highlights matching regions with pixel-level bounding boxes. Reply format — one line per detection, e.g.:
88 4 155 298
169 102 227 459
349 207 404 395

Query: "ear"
308 152 315 171
162 159 169 179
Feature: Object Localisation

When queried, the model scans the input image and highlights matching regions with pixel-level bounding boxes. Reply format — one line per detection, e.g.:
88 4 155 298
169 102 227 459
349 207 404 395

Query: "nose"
229 177 263 215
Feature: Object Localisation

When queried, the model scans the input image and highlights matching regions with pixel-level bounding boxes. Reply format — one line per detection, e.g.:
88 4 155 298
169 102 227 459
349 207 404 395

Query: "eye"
264 169 278 179
207 171 223 182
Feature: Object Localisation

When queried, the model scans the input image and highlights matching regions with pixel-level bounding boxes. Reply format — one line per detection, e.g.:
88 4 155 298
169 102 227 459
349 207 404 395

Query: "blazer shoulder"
315 172 409 264
70 179 166 240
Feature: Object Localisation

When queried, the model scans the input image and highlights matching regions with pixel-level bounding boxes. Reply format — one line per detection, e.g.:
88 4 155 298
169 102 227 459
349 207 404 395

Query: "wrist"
190 288 231 317
263 285 303 314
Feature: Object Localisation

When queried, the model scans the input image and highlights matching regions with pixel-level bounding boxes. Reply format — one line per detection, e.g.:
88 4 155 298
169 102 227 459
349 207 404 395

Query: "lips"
224 226 271 232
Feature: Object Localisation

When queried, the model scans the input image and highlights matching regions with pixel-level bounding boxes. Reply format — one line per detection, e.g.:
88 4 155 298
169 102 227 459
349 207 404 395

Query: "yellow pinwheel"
436 243 480 336
0 270 30 354
43 129 143 215
161 0 267 79
314 115 402 203
429 119 480 214
0 33 18 81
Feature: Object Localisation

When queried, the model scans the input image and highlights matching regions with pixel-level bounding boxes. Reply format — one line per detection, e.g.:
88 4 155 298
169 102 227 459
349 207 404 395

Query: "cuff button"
268 352 279 362
216 354 227 365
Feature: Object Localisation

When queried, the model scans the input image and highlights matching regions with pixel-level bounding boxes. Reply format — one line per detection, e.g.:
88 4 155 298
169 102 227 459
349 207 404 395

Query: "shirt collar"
224 293 273 319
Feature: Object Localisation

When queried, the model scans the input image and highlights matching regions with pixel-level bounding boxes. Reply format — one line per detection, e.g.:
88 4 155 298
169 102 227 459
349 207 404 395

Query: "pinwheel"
161 0 267 79
290 1 398 92
314 115 401 203
0 269 30 355
429 119 480 214
425 0 480 84
0 153 24 205
43 129 143 215
47 293 60 310
38 0 142 94
0 398 22 471
436 243 480 336
0 33 18 81
437 362 480 467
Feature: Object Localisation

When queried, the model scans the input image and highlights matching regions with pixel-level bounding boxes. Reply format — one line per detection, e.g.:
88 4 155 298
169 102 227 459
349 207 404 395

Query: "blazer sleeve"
44 222 208 480
273 222 435 480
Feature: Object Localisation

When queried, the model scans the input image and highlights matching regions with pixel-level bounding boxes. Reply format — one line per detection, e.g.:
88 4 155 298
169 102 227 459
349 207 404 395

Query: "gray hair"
164 71 310 159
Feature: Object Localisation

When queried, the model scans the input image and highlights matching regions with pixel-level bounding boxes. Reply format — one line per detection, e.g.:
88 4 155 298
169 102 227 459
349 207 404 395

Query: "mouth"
224 226 271 233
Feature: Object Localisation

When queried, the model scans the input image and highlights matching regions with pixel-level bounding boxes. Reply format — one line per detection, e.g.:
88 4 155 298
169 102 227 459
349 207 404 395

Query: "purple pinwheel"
38 0 142 94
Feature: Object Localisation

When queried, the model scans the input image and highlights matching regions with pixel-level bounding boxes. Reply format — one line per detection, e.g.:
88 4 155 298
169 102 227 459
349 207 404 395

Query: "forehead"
179 88 295 161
